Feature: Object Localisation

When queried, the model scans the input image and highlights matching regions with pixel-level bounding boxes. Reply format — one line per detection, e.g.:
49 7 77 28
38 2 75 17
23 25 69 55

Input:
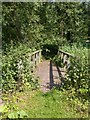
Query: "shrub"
54 43 89 101
2 44 38 92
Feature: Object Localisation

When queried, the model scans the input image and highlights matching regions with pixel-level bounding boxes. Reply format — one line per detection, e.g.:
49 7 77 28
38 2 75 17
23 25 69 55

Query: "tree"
2 2 88 50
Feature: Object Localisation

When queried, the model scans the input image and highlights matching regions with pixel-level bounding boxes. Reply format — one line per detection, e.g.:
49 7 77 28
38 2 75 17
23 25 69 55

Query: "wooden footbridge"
28 49 75 92
0 49 75 107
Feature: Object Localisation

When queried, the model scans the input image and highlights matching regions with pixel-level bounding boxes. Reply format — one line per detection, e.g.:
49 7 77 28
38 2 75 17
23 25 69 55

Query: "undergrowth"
1 88 88 118
1 43 89 119
1 43 38 92
53 43 89 116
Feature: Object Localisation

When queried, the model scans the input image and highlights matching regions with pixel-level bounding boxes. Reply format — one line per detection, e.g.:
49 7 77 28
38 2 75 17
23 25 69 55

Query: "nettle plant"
2 44 37 93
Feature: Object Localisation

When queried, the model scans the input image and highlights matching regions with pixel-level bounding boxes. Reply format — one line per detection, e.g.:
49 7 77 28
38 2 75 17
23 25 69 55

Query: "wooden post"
39 50 41 63
67 58 70 69
36 52 39 65
34 53 36 67
63 54 67 64
32 54 35 69
61 53 63 61
17 60 23 89
28 53 32 73
28 50 42 71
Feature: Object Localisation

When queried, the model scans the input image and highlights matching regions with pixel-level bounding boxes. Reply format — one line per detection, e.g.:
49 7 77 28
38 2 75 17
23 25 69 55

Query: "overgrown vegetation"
60 43 89 99
2 44 39 93
53 43 89 112
1 89 88 118
1 2 89 119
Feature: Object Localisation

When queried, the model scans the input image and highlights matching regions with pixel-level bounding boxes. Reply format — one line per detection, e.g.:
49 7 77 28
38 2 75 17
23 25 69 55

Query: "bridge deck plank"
34 60 65 93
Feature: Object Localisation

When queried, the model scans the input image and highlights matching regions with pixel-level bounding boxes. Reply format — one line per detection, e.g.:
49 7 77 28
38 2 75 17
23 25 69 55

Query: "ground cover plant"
1 89 88 118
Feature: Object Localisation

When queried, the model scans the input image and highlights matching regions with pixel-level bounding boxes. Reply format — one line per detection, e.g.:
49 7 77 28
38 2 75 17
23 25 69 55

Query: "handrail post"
58 49 75 71
29 50 42 71
28 53 33 73
34 54 36 68
37 51 40 65
61 53 64 61
32 54 35 69
39 50 41 63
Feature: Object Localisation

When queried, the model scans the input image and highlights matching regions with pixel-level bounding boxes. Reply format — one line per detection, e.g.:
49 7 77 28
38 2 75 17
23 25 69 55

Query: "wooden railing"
16 50 42 89
28 50 42 69
17 50 42 75
58 49 75 70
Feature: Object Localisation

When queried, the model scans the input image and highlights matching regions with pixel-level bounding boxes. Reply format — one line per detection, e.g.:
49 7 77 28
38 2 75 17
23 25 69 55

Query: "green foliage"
0 104 8 113
2 3 88 48
2 44 38 92
1 2 89 119
8 110 28 118
57 43 89 101
2 89 88 118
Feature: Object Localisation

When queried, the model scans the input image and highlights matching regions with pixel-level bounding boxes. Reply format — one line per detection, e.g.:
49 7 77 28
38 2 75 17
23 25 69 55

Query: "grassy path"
2 89 88 118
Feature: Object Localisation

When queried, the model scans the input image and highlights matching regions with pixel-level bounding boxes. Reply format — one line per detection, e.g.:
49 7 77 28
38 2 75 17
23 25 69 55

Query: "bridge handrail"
17 50 42 73
28 49 42 69
58 49 79 70
30 50 42 56
58 49 75 58
15 50 42 88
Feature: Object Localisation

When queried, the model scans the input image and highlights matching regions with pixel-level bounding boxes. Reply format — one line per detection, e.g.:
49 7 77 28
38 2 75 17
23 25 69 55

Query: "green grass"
2 89 88 118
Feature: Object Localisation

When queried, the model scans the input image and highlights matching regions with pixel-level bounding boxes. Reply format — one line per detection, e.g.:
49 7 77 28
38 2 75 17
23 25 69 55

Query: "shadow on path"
35 60 66 92
49 60 65 90
49 60 54 89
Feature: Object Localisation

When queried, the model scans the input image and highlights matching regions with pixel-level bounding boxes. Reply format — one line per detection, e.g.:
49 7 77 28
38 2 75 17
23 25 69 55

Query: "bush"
54 43 89 101
2 44 38 92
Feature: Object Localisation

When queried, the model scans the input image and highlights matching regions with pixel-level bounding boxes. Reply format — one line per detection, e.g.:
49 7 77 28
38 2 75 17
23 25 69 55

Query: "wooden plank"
31 50 42 56
27 50 42 70
36 53 38 65
63 54 68 64
61 53 64 60
59 49 75 58
32 54 35 69
39 50 41 63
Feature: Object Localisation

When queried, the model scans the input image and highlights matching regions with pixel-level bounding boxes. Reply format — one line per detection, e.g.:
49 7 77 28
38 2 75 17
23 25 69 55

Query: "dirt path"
34 60 65 93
